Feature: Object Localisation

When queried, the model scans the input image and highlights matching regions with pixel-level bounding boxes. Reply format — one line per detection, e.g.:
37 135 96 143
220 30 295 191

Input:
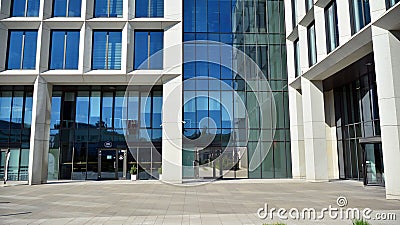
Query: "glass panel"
24 91 33 128
50 31 65 69
53 0 68 16
75 91 89 128
0 151 6 180
27 0 40 16
134 31 149 69
150 0 164 17
140 94 151 128
68 0 82 17
92 31 107 69
11 91 24 127
102 92 114 128
109 0 123 17
89 91 101 126
12 0 26 16
307 23 317 66
135 0 148 17
22 31 38 69
0 91 12 129
7 31 23 69
149 31 163 69
7 149 20 181
114 91 124 129
107 31 122 69
65 31 80 69
152 91 162 128
50 91 62 129
48 146 60 180
94 0 108 17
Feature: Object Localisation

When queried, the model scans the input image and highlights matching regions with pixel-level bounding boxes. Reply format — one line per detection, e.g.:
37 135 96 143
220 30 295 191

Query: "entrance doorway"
97 149 127 180
359 138 385 186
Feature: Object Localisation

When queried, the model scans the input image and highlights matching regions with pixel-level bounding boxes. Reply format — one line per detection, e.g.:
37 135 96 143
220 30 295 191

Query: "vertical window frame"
91 30 122 70
134 30 164 70
6 30 38 70
49 30 80 70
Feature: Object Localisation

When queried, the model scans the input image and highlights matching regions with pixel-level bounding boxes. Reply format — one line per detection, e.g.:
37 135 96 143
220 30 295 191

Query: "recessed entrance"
97 149 127 180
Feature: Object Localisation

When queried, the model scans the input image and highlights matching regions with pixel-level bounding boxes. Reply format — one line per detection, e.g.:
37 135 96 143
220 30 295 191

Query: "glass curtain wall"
334 58 380 180
294 39 300 77
48 86 162 180
183 0 291 179
0 86 33 181
325 0 339 53
349 0 370 34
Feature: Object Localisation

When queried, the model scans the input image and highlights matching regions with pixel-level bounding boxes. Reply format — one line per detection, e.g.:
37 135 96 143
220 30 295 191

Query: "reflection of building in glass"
182 0 291 179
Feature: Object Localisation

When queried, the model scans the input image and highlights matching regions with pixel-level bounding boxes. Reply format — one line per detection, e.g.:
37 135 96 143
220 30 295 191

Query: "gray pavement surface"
0 179 399 225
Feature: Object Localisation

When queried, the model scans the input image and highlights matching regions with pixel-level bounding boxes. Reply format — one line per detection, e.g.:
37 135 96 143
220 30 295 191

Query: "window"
307 22 317 67
92 31 122 70
325 1 339 53
50 30 80 70
386 0 400 9
294 39 300 77
94 0 123 17
11 0 40 17
7 30 38 70
349 0 370 34
291 0 298 28
53 0 81 17
134 31 163 70
305 0 313 12
135 0 164 18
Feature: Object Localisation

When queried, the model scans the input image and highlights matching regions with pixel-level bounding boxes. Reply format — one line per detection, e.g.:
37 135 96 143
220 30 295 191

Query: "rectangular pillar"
324 90 339 179
289 86 306 179
301 77 329 181
29 76 52 185
372 27 400 199
162 75 183 183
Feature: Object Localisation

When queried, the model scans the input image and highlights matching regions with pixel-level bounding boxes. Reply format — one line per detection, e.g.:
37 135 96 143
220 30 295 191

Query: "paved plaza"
0 179 399 225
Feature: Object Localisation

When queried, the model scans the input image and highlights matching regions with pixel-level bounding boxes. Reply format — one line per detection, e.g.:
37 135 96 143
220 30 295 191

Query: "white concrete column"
372 27 400 199
336 0 352 45
29 76 52 185
289 86 305 179
324 90 339 179
314 6 327 61
162 75 183 183
301 77 329 181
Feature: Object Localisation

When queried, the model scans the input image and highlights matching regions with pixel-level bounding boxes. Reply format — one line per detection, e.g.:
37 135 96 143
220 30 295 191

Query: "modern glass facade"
182 0 291 179
0 86 33 181
7 30 38 70
48 86 162 180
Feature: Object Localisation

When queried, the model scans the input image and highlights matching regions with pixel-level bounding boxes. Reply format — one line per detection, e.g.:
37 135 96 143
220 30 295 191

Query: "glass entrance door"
0 148 22 182
0 150 7 181
363 143 385 186
98 149 117 180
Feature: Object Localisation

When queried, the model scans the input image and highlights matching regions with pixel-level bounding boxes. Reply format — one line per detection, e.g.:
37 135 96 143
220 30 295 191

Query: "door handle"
114 161 116 169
